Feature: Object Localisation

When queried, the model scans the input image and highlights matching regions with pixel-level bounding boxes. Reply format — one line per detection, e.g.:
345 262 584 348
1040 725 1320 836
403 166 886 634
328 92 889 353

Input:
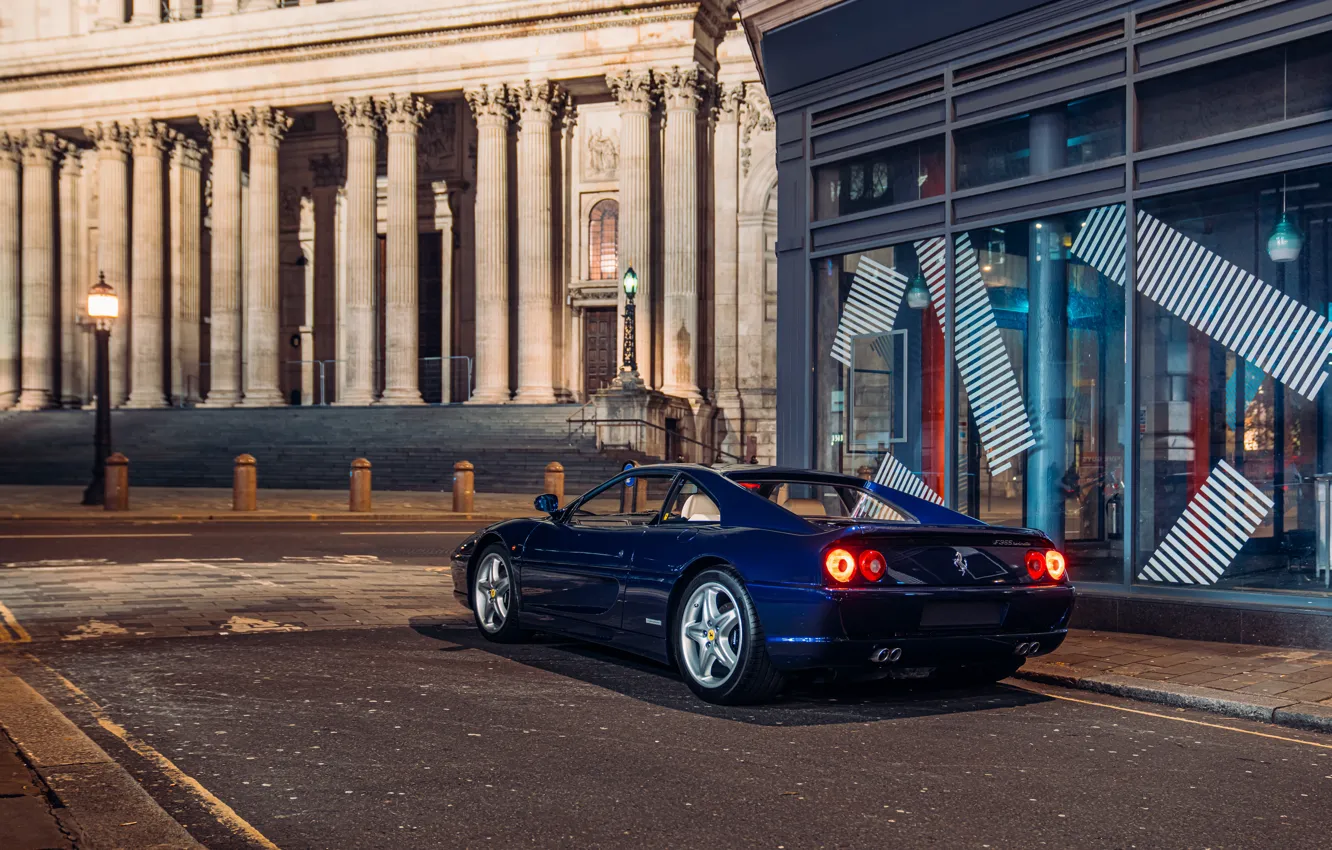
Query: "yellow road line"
44 664 280 849
0 602 31 643
1025 687 1332 750
0 533 193 539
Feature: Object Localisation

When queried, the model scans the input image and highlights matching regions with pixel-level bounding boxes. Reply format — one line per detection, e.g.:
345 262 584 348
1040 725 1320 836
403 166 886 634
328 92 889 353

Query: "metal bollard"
103 452 129 511
544 461 565 506
856 464 874 481
233 454 257 511
349 458 372 512
453 460 475 513
1317 474 1332 587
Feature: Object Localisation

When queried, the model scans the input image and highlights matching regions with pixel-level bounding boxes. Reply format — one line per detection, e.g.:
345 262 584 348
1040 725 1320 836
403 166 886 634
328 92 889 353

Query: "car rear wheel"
673 569 784 705
472 545 525 643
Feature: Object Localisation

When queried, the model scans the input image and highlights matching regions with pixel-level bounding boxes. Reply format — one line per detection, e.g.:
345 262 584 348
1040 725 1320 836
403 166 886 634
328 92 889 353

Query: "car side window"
568 473 674 528
662 478 721 523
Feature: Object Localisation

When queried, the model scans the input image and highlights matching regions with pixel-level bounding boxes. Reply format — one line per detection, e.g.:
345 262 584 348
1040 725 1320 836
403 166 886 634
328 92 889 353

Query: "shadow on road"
409 621 1052 727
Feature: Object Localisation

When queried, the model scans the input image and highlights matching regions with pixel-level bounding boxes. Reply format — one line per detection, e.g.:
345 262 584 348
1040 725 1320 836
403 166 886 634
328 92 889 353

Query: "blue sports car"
452 464 1074 705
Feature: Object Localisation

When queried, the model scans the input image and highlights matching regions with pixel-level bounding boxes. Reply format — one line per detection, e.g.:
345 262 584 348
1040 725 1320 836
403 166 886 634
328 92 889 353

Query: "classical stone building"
0 0 778 460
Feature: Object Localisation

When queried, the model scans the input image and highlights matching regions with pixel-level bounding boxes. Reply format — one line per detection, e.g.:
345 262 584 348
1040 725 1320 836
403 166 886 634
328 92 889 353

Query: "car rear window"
733 480 919 524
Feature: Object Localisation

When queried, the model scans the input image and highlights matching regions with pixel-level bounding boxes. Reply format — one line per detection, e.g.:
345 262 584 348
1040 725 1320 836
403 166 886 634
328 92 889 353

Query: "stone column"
170 137 204 405
16 133 60 410
130 0 160 25
95 0 125 28
59 147 83 407
168 0 198 19
0 134 18 410
607 70 656 384
465 84 514 404
379 93 430 406
432 180 455 403
124 120 169 409
203 0 241 17
309 154 341 405
84 122 131 405
334 96 379 405
660 66 703 401
239 106 291 407
514 80 560 404
713 83 744 452
298 193 315 405
334 184 348 400
199 110 245 407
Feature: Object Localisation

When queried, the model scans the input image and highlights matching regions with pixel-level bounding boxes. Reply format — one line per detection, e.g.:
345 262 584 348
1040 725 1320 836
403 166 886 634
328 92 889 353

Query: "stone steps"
0 406 640 493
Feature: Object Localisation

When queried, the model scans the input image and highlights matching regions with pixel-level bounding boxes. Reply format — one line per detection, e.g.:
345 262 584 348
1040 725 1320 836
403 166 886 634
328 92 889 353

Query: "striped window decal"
872 451 943 505
916 235 1036 475
1072 205 1332 400
1138 460 1273 585
831 256 909 367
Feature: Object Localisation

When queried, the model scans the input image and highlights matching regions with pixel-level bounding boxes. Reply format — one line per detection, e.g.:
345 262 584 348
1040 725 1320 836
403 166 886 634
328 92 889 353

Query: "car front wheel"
673 568 784 705
471 544 525 643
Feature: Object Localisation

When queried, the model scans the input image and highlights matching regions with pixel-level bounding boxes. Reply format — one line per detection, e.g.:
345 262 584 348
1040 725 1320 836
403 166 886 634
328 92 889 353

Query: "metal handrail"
575 414 743 464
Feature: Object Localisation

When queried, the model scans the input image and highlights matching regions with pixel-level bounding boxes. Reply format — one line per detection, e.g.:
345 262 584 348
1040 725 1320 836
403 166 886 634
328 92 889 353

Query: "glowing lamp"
1267 214 1303 263
622 267 639 299
905 272 931 310
857 549 886 582
824 548 856 584
87 272 119 320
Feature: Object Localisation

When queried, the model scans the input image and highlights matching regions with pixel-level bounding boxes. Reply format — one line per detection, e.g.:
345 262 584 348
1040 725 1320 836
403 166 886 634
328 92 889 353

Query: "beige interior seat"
785 497 827 517
681 493 720 522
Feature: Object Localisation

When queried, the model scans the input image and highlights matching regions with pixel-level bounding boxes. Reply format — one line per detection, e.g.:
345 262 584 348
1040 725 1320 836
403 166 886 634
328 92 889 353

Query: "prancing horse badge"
954 551 971 577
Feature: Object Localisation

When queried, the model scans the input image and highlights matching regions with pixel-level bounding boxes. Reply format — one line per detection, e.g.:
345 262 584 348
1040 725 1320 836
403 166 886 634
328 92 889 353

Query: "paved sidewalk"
0 484 538 522
1019 630 1332 732
0 726 72 850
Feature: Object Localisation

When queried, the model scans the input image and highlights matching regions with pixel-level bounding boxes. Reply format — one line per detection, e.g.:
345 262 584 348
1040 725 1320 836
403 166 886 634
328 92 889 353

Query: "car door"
622 476 725 639
520 471 676 636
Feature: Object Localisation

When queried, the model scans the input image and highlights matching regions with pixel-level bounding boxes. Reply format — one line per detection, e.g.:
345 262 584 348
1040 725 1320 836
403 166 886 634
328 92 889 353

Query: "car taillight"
1026 548 1067 582
1025 549 1047 580
857 549 886 582
824 548 856 584
1044 549 1067 581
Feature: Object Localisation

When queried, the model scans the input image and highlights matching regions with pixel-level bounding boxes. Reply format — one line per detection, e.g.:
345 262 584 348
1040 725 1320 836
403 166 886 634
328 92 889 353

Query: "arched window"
588 199 619 280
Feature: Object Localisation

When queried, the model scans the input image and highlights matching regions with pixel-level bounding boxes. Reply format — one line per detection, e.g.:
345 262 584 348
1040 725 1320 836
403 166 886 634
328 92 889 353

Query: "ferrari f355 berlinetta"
452 464 1074 704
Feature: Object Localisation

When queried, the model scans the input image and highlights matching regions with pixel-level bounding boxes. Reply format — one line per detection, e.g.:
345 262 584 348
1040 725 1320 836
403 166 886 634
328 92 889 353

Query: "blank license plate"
919 602 1004 629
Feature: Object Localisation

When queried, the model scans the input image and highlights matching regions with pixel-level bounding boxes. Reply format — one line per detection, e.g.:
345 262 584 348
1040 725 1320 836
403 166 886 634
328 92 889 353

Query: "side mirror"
534 493 560 516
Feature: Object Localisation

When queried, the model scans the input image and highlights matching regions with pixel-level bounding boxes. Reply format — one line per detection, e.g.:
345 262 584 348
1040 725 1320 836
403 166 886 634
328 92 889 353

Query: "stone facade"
0 0 778 462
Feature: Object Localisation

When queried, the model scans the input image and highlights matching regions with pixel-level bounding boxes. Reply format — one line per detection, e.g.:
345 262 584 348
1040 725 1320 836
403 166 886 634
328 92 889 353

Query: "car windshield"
732 479 918 524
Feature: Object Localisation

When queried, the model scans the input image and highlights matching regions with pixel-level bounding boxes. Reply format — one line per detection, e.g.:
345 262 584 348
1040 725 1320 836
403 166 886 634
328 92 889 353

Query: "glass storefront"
802 60 1332 603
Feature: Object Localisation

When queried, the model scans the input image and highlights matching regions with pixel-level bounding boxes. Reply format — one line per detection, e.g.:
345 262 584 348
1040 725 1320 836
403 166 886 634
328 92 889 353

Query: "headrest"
681 493 720 522
784 497 827 517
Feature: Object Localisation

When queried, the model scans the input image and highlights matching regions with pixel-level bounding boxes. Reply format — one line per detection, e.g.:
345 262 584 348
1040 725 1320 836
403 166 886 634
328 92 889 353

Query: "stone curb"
1016 661 1332 734
0 663 204 849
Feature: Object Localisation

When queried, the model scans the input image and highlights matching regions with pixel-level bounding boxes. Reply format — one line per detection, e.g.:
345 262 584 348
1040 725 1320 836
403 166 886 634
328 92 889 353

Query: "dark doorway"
583 307 617 397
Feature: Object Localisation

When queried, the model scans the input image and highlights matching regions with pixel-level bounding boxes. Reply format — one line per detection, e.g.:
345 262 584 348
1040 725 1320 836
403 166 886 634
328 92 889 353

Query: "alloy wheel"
473 553 511 633
679 581 743 687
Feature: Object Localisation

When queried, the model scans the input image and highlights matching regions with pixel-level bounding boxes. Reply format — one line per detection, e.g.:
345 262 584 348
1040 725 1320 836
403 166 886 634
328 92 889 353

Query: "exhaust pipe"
870 647 903 664
1015 642 1031 656
1026 641 1040 656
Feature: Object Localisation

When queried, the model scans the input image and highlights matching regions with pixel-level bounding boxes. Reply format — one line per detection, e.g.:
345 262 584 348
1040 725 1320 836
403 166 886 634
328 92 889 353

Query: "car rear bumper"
749 581 1075 671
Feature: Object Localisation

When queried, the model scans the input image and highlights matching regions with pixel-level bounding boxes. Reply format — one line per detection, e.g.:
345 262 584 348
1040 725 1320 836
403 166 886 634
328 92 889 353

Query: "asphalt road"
3 521 1332 849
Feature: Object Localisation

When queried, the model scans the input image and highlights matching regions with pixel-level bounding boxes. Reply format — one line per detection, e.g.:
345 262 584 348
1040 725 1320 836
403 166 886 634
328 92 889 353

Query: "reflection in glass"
813 243 946 501
958 208 1127 583
954 90 1125 190
1138 30 1332 150
812 135 945 221
1135 165 1332 597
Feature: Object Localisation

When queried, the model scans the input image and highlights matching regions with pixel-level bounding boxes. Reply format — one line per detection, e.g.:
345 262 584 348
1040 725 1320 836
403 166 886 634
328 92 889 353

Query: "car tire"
471 544 525 643
672 568 784 705
936 658 1024 686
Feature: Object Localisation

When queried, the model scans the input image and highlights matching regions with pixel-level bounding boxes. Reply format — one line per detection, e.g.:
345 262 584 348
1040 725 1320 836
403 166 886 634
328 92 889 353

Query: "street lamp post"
81 272 118 506
618 267 644 389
